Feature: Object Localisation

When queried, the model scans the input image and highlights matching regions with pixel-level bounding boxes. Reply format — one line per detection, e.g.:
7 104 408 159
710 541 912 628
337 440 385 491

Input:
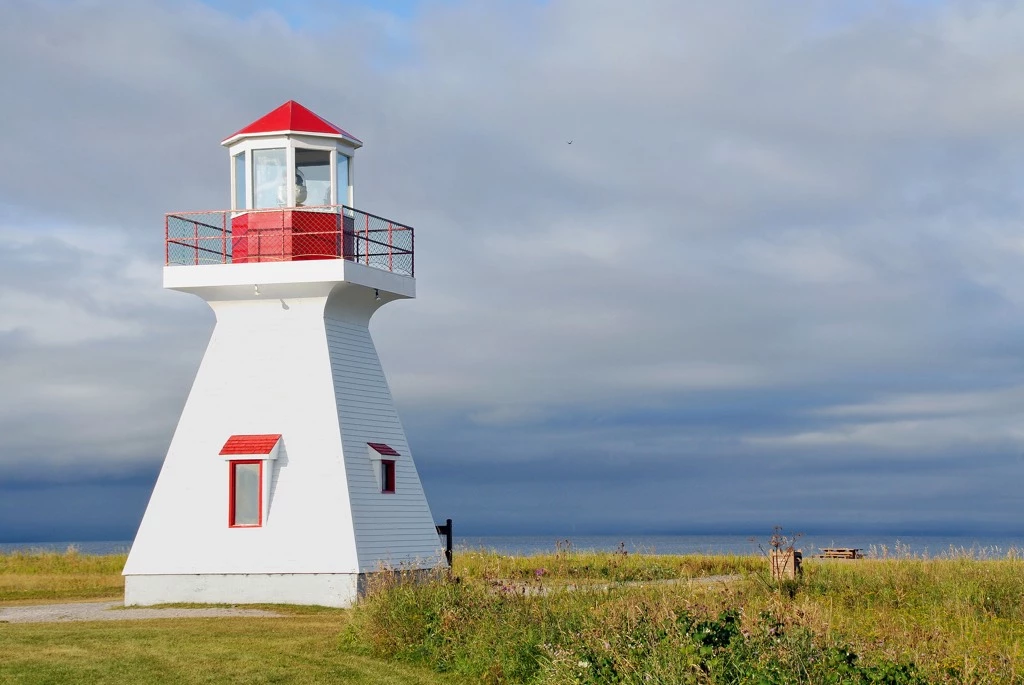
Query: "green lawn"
0 549 462 684
0 610 464 684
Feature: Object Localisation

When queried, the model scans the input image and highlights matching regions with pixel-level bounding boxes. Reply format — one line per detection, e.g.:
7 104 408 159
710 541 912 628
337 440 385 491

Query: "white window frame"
226 134 357 210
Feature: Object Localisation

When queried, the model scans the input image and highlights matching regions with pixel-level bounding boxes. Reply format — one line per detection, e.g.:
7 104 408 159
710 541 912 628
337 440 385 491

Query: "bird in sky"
567 139 573 144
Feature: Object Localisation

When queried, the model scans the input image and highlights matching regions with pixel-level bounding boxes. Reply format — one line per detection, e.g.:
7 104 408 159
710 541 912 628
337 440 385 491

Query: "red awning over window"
368 442 400 457
220 434 282 455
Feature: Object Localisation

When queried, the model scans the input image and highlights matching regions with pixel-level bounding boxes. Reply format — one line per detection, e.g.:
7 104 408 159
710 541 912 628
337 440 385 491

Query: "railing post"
411 227 415 277
193 219 199 265
388 221 393 272
222 212 227 264
164 214 169 266
364 214 370 266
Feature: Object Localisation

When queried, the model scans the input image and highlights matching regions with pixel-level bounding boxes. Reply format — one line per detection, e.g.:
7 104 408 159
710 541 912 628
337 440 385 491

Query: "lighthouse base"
124 573 362 608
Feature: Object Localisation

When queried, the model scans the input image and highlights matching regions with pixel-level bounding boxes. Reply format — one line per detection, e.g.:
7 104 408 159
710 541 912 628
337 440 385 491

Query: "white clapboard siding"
125 298 361 578
326 317 443 572
127 258 439 606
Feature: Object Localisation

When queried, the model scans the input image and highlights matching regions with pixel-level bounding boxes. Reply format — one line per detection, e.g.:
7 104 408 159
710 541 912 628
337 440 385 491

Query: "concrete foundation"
124 573 362 608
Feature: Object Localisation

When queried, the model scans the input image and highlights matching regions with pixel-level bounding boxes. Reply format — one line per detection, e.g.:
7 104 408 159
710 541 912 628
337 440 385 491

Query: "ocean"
3 533 1023 558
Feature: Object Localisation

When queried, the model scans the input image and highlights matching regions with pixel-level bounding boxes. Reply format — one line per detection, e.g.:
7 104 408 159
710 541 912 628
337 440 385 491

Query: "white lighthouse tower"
123 101 443 607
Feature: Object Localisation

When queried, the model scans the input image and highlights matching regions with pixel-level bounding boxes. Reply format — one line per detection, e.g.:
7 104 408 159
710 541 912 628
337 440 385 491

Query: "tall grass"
454 547 760 583
0 548 126 601
346 550 1024 684
795 556 1024 682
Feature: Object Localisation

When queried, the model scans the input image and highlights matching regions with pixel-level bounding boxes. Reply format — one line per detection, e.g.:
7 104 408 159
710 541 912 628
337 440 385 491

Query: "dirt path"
0 575 742 623
501 573 742 596
0 601 282 624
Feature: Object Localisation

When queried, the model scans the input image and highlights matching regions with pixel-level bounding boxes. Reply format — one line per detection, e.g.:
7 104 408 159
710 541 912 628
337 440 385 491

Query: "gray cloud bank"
1 0 1023 540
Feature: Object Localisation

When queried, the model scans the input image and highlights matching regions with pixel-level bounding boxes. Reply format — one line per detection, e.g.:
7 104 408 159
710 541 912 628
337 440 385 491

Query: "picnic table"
818 547 863 559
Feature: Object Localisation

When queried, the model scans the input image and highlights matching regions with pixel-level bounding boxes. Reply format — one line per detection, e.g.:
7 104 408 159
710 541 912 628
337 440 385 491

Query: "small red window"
381 459 396 494
229 460 263 527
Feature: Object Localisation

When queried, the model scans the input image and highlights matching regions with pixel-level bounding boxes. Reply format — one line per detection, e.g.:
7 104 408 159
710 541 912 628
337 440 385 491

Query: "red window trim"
228 459 263 528
381 459 396 494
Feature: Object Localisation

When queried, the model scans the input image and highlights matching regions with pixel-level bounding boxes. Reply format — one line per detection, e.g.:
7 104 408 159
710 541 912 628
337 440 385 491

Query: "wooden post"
770 549 802 580
435 519 453 568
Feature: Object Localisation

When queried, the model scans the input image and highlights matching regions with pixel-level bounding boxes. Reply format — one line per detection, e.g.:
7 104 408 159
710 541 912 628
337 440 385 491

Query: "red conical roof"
221 101 362 146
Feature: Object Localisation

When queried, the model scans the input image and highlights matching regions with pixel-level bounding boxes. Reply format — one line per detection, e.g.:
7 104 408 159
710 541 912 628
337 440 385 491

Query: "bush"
344 570 596 683
345 570 928 684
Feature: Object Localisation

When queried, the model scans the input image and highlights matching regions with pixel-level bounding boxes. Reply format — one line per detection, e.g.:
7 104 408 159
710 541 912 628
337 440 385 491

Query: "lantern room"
222 101 362 263
223 100 361 210
164 101 413 275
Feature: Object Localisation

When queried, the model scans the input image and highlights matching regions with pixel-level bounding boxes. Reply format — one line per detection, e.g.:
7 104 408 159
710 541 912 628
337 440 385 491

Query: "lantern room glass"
336 154 350 205
252 148 286 209
233 153 246 210
295 148 331 207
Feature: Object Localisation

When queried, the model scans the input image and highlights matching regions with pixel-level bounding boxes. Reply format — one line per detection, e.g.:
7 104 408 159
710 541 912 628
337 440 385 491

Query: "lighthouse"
123 101 443 607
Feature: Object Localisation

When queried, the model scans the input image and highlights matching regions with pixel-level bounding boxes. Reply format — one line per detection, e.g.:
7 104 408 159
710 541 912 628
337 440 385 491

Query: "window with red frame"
229 460 262 527
381 459 396 494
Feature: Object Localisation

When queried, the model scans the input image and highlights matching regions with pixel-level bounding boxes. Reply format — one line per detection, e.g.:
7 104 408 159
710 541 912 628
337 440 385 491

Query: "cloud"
2 0 1024 539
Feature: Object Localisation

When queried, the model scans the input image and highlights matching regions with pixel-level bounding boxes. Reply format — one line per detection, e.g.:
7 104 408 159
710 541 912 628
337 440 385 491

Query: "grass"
796 556 1024 682
4 546 1024 683
453 544 760 583
0 549 461 683
0 614 463 684
348 550 1024 684
0 548 127 603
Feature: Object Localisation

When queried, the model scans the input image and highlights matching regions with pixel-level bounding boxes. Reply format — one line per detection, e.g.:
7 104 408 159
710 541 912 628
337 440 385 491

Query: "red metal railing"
165 205 414 277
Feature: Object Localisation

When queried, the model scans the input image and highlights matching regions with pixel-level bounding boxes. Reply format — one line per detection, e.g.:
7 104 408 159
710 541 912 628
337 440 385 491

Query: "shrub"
345 570 596 683
345 569 929 684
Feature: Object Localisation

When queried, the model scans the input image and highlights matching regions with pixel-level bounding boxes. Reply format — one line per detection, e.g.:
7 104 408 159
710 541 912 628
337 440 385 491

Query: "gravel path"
0 601 282 624
505 573 742 596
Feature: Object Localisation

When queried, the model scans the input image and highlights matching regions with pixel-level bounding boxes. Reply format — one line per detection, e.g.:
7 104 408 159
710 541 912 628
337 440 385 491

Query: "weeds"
346 548 1024 684
348 573 936 684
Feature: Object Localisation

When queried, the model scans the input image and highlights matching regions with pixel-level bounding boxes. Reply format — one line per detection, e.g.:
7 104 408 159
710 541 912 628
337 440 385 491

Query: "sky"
2 0 1024 541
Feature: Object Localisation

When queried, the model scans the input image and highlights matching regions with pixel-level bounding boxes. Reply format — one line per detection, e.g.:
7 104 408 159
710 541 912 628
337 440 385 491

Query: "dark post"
435 518 453 568
445 518 453 567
